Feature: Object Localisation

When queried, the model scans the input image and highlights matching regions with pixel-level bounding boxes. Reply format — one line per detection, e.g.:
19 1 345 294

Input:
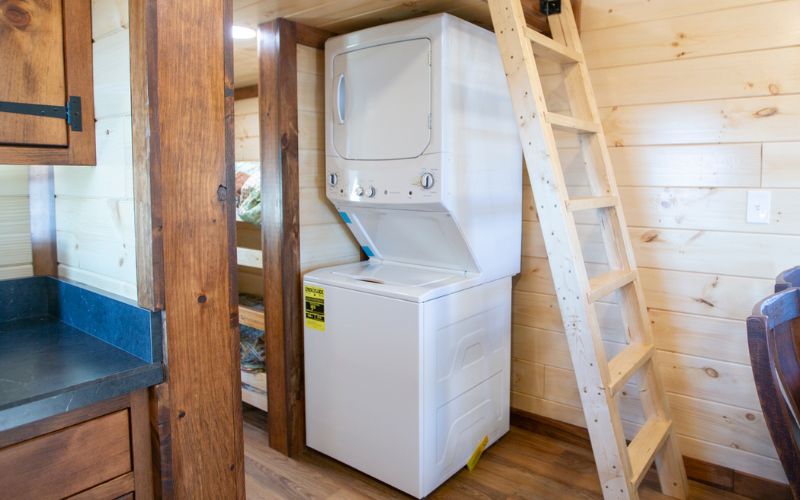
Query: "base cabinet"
0 389 153 500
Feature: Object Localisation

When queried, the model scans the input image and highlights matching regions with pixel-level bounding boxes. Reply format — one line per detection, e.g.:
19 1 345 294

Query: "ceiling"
232 0 550 87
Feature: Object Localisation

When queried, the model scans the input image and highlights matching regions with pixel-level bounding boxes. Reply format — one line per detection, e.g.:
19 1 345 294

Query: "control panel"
325 155 445 207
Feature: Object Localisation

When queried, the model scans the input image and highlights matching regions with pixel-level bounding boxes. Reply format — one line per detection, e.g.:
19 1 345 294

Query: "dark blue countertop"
0 277 163 432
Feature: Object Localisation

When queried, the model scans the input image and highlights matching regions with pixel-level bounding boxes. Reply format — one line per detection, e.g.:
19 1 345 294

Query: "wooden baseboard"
510 408 792 499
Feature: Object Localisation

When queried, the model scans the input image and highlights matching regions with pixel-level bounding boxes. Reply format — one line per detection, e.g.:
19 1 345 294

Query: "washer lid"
305 261 480 302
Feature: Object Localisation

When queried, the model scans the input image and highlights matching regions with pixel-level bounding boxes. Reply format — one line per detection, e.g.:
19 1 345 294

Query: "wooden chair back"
748 287 800 498
777 266 800 292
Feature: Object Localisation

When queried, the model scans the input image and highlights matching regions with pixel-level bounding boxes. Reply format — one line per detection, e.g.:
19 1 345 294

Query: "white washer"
304 13 521 498
304 262 510 498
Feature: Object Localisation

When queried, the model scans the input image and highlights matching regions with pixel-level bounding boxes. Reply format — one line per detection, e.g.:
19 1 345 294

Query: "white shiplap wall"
53 0 137 299
0 167 32 279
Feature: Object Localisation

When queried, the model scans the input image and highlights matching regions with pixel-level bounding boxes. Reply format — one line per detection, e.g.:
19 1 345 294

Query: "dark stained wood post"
29 165 57 276
133 0 245 496
258 18 305 457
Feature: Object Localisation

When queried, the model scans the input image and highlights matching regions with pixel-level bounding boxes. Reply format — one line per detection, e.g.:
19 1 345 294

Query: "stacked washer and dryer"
303 13 522 498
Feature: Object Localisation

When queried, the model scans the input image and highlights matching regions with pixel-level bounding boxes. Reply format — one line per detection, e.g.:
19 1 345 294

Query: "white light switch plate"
747 190 771 224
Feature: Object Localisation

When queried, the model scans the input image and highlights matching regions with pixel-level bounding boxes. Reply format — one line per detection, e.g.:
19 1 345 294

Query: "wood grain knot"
640 230 659 243
3 2 31 29
198 294 207 304
745 413 756 421
703 367 719 378
753 107 778 118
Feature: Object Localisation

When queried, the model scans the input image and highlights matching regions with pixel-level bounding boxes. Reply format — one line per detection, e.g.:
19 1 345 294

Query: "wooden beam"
28 166 57 276
145 0 245 497
234 85 258 101
130 0 164 311
259 18 304 457
296 24 333 49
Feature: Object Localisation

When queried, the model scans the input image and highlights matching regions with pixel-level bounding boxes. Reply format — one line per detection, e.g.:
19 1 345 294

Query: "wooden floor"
243 406 747 499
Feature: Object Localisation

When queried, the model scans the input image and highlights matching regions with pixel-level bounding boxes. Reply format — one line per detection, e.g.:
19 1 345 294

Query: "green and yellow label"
304 285 325 331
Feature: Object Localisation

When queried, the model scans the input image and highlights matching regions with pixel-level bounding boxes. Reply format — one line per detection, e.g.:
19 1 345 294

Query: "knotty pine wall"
512 0 799 483
233 44 360 296
0 167 33 279
53 0 137 299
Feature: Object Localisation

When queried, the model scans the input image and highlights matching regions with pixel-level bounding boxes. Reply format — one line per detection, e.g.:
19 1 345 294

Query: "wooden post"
133 0 245 496
258 18 305 457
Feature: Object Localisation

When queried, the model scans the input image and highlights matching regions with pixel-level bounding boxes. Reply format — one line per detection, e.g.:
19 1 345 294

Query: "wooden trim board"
28 165 57 276
130 0 165 312
511 409 792 499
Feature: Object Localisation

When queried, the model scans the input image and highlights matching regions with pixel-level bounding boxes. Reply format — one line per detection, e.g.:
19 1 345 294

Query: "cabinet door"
332 38 431 161
0 0 68 146
0 0 95 165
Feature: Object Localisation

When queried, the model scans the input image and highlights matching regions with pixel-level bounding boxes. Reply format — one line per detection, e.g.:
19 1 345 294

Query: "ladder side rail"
488 1 636 497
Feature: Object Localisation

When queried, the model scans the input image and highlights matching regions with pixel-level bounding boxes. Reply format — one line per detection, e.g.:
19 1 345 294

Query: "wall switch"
747 190 771 224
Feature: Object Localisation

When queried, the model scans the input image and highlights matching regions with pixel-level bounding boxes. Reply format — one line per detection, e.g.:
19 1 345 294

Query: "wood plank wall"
511 0 799 484
53 0 137 299
232 44 359 282
0 166 33 279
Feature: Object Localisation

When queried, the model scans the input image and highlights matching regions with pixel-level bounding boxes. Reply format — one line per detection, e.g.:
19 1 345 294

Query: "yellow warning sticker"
466 435 489 471
304 285 325 331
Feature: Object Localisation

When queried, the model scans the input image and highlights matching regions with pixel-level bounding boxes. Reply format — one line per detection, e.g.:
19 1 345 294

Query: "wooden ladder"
488 1 688 498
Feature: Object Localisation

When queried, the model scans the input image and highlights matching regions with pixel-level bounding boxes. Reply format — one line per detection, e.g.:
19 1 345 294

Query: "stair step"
568 196 617 212
628 417 673 487
524 27 583 64
588 269 637 303
545 112 599 134
607 344 655 396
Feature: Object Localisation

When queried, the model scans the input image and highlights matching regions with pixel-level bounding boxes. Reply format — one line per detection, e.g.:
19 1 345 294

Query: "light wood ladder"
487 1 688 498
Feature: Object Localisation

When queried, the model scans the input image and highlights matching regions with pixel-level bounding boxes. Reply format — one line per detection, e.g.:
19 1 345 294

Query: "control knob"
355 186 364 197
366 186 376 198
420 172 435 189
328 172 338 187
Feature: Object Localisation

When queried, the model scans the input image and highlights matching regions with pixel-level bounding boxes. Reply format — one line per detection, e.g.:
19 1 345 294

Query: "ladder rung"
524 27 583 64
607 344 655 396
588 269 637 303
567 196 617 212
628 417 673 487
545 112 599 134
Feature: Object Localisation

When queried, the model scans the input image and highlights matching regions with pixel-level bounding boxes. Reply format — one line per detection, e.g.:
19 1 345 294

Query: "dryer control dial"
420 172 435 189
328 172 339 186
366 186 376 198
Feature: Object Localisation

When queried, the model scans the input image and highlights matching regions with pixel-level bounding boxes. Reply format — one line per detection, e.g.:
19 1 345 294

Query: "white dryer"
304 13 522 498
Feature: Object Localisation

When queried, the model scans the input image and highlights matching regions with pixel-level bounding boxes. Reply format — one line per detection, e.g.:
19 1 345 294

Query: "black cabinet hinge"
0 96 83 132
540 0 561 16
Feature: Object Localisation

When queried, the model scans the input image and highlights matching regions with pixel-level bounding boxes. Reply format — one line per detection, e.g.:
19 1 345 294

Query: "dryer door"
332 38 432 160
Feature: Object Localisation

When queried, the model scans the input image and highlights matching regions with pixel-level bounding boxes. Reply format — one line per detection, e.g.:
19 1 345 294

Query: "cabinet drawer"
0 410 132 499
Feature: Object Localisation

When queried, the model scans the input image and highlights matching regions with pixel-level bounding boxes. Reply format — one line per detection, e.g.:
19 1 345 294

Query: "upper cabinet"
0 0 95 165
